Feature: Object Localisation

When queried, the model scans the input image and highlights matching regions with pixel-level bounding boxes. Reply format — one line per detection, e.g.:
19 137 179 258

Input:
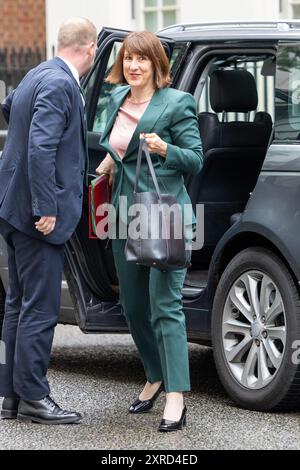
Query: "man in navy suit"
0 17 97 424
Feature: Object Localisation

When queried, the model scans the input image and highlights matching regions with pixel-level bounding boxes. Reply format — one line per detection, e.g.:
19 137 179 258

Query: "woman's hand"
141 133 167 158
96 154 115 186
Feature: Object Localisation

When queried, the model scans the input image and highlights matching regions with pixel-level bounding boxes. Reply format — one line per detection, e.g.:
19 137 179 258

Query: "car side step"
182 270 208 299
184 270 208 288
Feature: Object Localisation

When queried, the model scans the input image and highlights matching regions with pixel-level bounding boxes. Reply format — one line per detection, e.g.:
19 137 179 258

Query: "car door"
64 27 179 333
241 41 300 278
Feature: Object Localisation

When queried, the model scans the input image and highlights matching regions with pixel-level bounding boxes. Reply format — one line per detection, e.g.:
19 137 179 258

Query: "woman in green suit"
96 31 203 432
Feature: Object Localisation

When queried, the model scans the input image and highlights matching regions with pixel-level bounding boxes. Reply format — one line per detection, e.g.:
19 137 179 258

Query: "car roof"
157 20 300 42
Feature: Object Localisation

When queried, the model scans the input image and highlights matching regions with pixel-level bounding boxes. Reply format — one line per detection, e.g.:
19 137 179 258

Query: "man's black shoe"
1 397 20 419
17 396 82 425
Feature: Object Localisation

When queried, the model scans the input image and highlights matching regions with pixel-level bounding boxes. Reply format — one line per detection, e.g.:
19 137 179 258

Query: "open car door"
64 27 177 333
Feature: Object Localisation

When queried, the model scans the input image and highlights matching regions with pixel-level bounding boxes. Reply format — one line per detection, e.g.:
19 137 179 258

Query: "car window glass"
91 42 123 134
275 45 300 141
168 44 189 82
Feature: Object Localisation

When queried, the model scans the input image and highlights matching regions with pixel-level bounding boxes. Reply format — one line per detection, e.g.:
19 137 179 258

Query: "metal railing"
0 47 45 150
0 47 45 92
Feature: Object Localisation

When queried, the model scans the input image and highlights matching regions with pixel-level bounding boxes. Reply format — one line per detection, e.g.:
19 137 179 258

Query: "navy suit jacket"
0 57 87 244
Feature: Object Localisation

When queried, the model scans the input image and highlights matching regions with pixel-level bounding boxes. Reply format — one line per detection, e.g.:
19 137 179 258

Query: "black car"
1 20 300 411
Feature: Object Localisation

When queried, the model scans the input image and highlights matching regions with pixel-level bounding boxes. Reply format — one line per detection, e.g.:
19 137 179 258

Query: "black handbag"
124 138 191 271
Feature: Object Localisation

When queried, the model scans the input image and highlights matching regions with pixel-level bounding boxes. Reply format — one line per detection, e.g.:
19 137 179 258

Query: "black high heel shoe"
158 405 187 432
129 383 164 414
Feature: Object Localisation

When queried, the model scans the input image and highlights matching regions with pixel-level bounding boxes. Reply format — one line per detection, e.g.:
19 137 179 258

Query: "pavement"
0 324 300 450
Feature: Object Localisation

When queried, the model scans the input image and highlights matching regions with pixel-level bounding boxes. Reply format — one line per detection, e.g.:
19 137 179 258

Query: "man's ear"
86 42 94 57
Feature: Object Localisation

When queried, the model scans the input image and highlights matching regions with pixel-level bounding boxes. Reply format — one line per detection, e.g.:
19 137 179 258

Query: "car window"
168 43 190 83
198 55 275 123
275 45 300 141
88 42 123 134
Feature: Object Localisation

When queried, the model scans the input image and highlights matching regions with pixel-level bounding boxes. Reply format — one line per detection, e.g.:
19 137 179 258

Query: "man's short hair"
58 17 97 50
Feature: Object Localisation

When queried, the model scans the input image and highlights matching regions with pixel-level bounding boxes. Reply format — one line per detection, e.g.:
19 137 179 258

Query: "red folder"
88 174 112 239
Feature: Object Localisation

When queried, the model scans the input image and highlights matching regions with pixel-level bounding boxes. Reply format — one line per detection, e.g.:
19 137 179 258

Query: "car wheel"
0 279 5 338
212 247 300 411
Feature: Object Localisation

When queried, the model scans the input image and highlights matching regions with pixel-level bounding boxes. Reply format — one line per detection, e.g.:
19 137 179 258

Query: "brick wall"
0 0 46 52
0 0 46 91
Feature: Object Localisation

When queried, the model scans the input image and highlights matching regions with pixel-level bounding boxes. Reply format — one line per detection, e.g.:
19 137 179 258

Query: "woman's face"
123 49 154 90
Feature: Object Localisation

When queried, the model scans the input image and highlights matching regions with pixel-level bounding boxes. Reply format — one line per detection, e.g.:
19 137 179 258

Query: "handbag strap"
134 138 162 200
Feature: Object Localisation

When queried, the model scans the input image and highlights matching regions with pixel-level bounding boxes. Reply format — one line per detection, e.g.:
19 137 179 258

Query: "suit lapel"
101 86 131 142
124 88 168 159
102 87 169 160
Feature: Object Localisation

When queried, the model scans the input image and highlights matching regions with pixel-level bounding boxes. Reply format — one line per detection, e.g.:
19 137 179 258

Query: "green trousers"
112 237 191 393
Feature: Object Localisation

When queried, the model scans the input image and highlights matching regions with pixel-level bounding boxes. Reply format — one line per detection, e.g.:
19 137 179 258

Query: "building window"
293 3 300 18
143 0 177 32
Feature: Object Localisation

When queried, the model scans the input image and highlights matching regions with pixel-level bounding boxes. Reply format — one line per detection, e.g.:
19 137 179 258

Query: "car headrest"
210 69 258 113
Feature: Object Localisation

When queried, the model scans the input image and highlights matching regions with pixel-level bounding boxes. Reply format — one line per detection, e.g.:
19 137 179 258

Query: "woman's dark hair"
106 31 171 89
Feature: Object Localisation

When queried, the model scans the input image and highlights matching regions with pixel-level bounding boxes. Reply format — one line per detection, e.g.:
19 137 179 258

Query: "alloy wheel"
222 270 286 390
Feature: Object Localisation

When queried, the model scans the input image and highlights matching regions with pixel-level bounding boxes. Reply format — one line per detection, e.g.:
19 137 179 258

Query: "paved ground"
0 324 300 450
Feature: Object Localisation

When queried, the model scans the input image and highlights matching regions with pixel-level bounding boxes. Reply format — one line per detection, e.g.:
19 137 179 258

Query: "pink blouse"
108 97 151 159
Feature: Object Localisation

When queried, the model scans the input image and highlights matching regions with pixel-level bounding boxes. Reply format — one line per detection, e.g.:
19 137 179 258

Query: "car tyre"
212 247 300 411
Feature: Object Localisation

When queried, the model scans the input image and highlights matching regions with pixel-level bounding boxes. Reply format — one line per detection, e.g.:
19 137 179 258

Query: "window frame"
142 0 179 32
176 44 277 99
274 41 300 143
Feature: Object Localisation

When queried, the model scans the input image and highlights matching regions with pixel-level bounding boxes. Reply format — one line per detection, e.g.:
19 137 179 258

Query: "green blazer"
99 85 203 226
